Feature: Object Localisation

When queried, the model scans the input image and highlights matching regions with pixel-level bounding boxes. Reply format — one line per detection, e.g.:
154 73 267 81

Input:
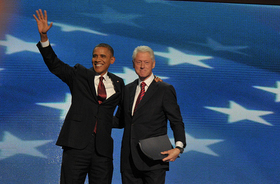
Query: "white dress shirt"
94 73 115 99
132 74 154 115
40 39 50 47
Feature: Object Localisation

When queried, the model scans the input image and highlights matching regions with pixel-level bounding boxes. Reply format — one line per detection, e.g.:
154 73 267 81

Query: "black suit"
115 78 186 183
37 43 124 183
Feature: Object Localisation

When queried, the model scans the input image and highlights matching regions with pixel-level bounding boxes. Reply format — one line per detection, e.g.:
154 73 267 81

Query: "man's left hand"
161 148 180 162
154 75 162 82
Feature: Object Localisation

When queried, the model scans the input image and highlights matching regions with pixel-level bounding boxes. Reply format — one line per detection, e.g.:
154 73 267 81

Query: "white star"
205 101 273 126
113 67 169 84
51 22 108 36
0 131 52 160
170 133 224 156
0 68 4 71
189 37 249 56
113 67 137 84
253 81 280 102
0 35 39 54
36 93 71 120
154 47 213 69
81 6 142 28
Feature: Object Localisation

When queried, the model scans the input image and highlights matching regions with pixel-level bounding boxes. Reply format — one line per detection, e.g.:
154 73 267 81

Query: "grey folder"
139 134 173 160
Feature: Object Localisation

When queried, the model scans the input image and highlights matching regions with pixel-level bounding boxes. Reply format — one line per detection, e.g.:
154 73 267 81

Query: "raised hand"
33 9 53 35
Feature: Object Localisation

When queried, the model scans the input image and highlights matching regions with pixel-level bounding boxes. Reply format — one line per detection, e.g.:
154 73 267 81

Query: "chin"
94 68 102 73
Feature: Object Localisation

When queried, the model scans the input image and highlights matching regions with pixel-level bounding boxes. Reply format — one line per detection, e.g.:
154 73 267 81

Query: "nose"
93 56 101 62
140 62 145 68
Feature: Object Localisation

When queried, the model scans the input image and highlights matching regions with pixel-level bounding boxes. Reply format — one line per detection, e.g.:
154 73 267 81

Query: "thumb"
48 22 53 30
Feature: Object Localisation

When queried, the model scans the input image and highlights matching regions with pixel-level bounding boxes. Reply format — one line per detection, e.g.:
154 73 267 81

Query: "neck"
139 74 153 82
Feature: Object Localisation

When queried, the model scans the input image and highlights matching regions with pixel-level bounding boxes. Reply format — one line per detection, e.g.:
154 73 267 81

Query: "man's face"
92 47 115 76
133 52 155 81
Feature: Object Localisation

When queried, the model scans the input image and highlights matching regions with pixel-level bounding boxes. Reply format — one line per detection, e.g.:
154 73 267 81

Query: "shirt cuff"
175 141 184 148
40 39 50 48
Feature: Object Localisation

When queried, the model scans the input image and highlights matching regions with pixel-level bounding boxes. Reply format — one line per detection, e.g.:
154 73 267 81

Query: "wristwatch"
175 146 184 154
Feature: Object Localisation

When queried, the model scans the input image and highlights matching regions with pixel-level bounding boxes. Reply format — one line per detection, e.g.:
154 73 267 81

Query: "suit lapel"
129 80 138 114
102 72 121 103
134 80 158 113
108 72 120 94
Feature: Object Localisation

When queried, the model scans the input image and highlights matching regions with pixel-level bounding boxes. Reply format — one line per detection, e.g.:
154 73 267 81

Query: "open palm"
33 9 53 34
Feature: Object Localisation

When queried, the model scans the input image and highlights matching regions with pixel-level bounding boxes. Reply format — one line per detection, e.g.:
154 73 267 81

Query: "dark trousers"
122 168 166 184
60 134 113 184
121 155 166 184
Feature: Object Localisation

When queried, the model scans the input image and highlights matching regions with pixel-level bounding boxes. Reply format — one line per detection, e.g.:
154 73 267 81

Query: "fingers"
34 9 46 20
33 10 40 20
161 151 168 154
39 9 44 19
154 76 163 82
44 10 48 20
161 151 173 162
162 156 170 162
162 155 175 162
161 149 180 162
33 14 39 21
36 9 41 19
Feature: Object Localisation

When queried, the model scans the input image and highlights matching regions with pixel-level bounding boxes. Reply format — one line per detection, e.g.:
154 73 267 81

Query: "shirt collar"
138 73 154 87
95 72 109 81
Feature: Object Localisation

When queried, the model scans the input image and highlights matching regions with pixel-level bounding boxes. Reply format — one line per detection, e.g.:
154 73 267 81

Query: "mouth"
95 63 103 67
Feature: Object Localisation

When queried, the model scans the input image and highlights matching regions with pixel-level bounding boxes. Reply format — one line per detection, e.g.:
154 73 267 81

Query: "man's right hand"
33 9 53 42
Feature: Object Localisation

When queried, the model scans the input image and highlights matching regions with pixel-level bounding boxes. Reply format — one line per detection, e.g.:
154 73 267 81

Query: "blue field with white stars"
1 0 280 183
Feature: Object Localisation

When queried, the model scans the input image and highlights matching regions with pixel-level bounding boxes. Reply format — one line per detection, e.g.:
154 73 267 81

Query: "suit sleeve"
37 42 75 88
112 82 125 129
163 85 186 147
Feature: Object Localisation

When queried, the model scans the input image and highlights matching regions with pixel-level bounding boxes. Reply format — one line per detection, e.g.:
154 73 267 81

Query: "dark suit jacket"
37 43 124 159
115 79 186 171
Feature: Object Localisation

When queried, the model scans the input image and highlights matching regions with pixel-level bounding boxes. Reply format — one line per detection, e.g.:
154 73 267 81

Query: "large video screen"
1 0 279 183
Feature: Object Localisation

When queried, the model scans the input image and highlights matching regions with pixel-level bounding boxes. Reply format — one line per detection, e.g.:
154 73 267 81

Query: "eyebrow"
92 54 107 57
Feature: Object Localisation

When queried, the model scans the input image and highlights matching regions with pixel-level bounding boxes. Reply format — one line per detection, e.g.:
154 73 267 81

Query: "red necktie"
94 76 107 133
97 76 107 104
134 82 146 114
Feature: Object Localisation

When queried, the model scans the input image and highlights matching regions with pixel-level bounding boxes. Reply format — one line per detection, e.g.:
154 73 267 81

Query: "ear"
132 60 135 68
110 56 115 64
152 60 155 69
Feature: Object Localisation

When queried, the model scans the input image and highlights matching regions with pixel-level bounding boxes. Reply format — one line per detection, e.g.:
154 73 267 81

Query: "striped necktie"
134 82 146 114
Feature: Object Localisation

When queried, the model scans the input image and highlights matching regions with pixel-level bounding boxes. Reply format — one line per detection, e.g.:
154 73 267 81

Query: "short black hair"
94 43 114 56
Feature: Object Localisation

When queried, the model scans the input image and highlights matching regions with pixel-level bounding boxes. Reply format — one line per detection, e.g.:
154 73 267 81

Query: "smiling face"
92 47 115 76
133 51 155 81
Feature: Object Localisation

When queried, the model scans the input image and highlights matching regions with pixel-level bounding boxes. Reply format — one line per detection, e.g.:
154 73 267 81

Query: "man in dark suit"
114 46 186 184
33 9 124 184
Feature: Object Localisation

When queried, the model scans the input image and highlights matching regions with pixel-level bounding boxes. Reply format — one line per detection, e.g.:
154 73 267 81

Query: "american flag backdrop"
0 0 280 183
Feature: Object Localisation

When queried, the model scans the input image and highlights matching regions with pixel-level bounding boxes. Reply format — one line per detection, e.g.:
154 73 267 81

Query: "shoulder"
154 81 177 97
70 65 97 78
74 63 87 69
108 72 125 85
108 72 122 80
126 79 138 88
73 64 93 73
155 81 173 89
